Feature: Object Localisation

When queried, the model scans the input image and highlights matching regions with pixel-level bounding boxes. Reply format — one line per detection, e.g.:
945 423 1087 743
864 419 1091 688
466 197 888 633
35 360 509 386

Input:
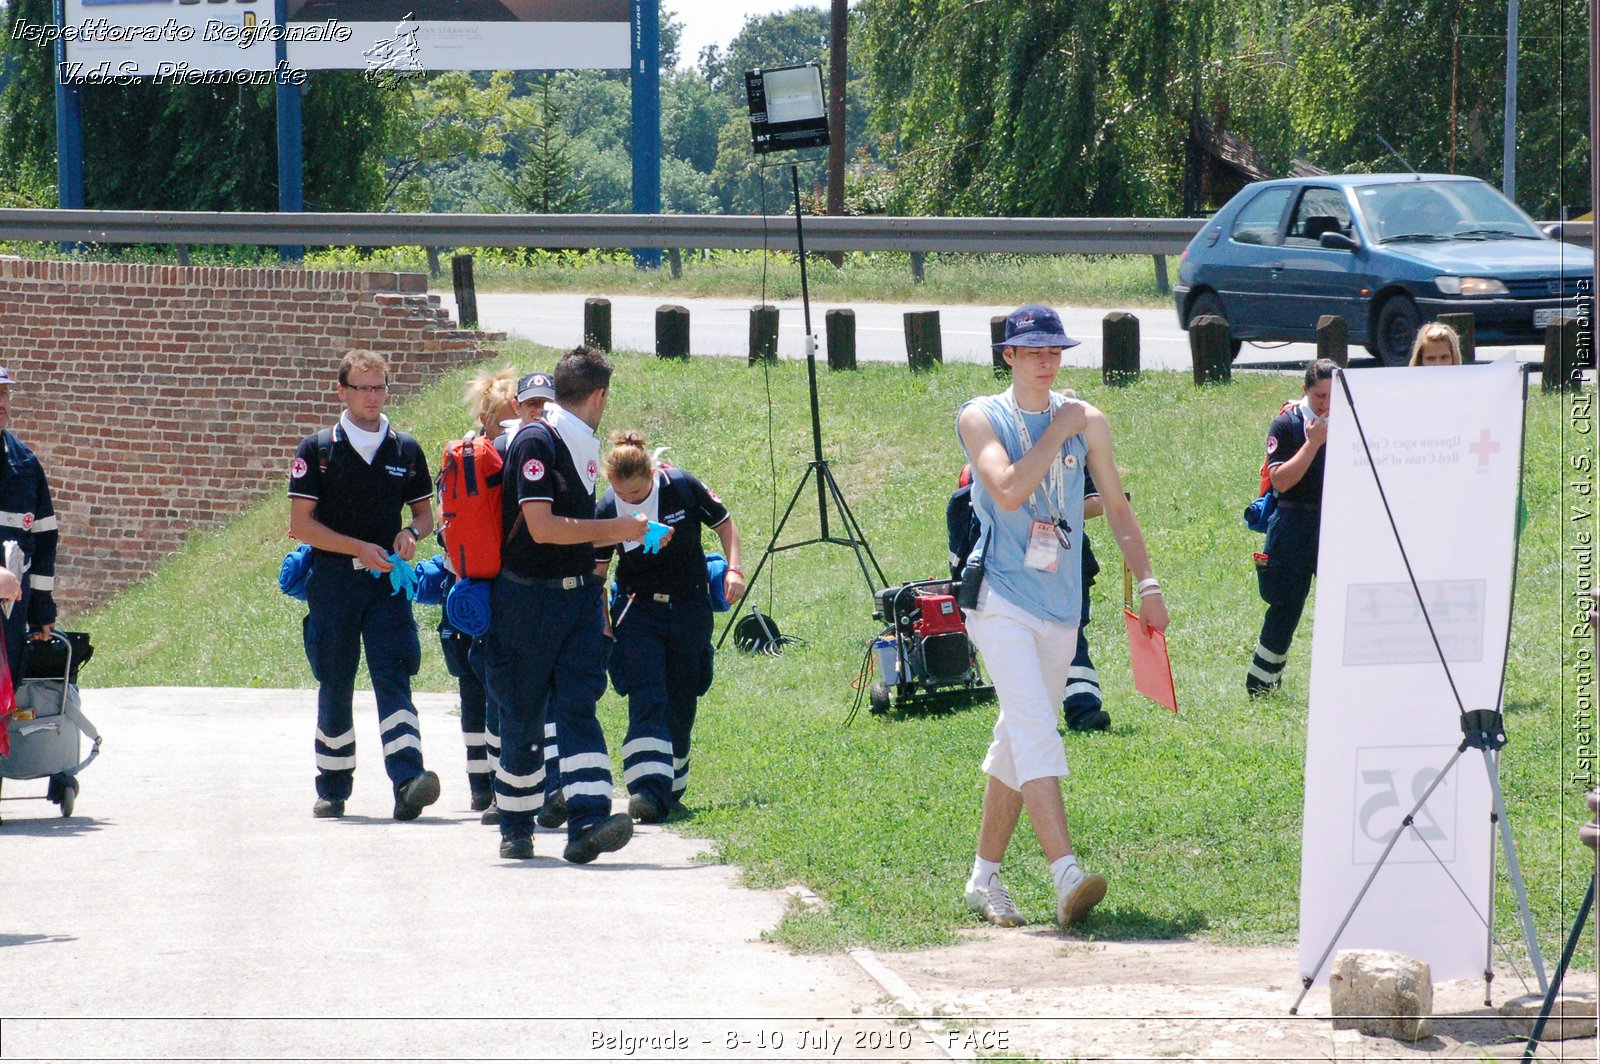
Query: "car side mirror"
1543 223 1564 240
1318 231 1359 252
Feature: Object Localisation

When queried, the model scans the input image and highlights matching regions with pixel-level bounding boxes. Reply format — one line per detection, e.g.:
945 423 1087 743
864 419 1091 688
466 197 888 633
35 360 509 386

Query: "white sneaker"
965 875 1026 927
1055 865 1107 927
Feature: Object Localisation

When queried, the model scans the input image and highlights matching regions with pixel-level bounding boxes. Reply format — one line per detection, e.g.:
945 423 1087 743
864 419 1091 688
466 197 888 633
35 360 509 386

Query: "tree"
496 80 588 214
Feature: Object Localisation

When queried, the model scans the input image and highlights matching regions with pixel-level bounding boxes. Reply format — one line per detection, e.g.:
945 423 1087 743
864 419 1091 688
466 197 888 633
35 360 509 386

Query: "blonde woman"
595 430 743 823
1408 323 1463 366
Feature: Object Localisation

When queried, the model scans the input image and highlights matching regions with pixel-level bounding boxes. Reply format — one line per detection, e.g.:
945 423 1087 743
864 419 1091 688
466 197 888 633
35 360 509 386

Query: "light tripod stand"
718 161 886 650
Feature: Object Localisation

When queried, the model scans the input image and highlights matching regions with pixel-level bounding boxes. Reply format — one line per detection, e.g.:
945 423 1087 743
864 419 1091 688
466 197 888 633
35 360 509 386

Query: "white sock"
1049 854 1081 896
969 856 1002 889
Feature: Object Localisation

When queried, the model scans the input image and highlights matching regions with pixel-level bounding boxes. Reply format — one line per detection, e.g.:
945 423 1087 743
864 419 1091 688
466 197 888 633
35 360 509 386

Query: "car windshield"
1354 180 1544 243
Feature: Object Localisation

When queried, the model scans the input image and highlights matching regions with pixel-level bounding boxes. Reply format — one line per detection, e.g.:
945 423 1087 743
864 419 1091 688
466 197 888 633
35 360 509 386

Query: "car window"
1355 180 1543 242
1285 187 1353 246
1229 187 1293 247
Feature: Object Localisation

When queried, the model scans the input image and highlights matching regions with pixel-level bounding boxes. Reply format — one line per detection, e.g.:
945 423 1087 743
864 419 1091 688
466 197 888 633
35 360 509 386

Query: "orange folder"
1123 609 1178 713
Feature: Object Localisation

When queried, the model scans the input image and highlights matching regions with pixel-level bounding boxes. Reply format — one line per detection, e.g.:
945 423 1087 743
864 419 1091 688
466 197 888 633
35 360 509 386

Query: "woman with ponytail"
595 430 743 823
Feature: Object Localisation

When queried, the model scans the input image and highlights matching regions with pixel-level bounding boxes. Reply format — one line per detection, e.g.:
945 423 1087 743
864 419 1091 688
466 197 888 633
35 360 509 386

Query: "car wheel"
1373 295 1420 367
1186 292 1243 361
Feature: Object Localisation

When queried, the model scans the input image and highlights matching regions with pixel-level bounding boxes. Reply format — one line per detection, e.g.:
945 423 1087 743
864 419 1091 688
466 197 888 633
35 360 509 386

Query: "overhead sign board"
51 0 630 78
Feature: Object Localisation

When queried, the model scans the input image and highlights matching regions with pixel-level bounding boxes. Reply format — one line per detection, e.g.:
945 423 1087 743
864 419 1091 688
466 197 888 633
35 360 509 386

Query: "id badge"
1024 519 1060 572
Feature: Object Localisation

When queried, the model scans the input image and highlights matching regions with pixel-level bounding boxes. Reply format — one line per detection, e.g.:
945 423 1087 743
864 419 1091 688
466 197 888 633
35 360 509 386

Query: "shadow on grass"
1078 906 1210 940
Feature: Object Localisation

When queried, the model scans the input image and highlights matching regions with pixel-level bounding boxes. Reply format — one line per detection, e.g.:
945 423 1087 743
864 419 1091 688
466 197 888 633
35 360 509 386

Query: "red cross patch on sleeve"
291 457 308 478
523 458 546 482
1265 436 1278 456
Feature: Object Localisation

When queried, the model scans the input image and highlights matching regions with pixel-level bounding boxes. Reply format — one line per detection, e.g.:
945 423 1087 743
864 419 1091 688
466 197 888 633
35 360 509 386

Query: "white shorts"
963 584 1077 790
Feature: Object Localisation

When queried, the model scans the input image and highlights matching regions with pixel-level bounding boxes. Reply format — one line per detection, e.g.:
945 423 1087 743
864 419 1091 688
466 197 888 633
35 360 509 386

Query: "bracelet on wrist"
726 566 744 577
1139 586 1164 599
1136 577 1161 592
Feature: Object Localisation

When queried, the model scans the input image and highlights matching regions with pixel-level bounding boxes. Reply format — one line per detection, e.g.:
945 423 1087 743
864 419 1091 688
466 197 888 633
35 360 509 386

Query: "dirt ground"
872 930 1597 1062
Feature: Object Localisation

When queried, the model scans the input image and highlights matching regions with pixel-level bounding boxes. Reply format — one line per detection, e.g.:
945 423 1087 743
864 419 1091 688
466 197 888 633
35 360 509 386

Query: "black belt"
621 588 701 604
500 571 603 590
1276 500 1321 511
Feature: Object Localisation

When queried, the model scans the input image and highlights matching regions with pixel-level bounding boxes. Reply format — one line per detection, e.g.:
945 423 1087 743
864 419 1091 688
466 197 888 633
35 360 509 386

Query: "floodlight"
745 64 830 155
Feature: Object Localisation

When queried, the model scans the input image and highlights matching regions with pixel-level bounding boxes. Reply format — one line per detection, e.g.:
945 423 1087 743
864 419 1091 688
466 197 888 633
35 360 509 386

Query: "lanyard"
1005 388 1070 525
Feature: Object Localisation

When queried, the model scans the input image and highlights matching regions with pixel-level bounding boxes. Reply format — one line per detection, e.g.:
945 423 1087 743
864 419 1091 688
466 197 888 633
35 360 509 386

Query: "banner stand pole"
1290 367 1546 1015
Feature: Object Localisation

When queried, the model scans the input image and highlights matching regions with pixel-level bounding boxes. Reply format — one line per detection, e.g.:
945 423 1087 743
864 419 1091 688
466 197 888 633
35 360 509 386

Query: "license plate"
1534 308 1567 329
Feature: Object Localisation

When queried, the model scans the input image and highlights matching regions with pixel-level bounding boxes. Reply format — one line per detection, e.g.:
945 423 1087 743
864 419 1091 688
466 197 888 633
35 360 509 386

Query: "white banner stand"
1293 362 1547 1012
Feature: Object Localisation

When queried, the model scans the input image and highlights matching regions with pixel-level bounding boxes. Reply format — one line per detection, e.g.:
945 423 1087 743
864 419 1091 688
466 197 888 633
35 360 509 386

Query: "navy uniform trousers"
440 627 497 800
304 556 425 800
1248 504 1321 692
485 577 613 839
609 595 714 808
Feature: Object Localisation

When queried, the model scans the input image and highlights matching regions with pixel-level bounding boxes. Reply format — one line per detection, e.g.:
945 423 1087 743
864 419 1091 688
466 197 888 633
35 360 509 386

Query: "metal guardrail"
0 210 1202 255
0 208 1585 255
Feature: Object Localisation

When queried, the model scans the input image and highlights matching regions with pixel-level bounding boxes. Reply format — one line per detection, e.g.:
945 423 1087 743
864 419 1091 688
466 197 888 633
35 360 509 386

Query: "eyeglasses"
342 382 388 395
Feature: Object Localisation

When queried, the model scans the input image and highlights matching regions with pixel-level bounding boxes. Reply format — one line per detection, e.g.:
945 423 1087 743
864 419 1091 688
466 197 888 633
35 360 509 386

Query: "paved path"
3 688 1588 1061
440 292 1553 376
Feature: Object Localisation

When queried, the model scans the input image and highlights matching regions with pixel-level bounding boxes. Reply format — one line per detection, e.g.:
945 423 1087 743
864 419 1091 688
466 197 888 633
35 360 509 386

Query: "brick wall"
0 257 502 614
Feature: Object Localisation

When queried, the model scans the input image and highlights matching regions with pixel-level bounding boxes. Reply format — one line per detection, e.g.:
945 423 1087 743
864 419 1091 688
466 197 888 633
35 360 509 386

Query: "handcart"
862 578 992 715
0 631 98 817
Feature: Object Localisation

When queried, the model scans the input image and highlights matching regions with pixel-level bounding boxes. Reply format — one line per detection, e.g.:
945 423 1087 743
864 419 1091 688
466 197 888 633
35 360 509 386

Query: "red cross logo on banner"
1467 429 1501 467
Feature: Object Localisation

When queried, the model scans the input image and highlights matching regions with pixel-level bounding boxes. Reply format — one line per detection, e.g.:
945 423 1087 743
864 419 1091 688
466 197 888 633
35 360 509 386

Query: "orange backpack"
437 432 506 579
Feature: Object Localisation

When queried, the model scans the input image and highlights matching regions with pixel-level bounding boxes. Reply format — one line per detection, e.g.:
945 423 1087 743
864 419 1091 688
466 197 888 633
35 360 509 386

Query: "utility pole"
826 0 848 258
1502 0 1519 201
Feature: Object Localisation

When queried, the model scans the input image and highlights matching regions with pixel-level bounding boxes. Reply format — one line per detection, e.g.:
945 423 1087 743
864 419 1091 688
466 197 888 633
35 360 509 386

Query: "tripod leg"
718 465 816 650
817 461 887 591
1520 875 1595 1062
1483 749 1550 995
1290 745 1468 1015
1485 792 1499 1006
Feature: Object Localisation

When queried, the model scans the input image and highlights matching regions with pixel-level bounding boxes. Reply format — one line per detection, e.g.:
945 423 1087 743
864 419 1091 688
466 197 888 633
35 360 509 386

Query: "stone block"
1500 992 1597 1041
1328 949 1433 1042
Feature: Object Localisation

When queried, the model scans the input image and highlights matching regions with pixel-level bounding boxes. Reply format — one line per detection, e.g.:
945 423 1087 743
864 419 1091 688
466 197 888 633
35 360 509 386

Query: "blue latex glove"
371 553 419 600
636 516 671 554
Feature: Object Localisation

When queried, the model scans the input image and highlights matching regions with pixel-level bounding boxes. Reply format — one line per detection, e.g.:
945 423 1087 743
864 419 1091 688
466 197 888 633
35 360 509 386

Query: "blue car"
1174 173 1591 366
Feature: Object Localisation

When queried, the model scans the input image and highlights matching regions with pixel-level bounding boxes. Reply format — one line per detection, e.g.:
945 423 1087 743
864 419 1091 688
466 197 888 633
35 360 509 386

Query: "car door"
1266 186 1367 339
1204 185 1295 338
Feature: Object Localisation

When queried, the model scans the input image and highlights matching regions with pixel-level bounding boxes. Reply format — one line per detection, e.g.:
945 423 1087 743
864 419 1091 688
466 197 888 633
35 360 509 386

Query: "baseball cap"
992 304 1080 355
516 372 555 403
0 367 15 386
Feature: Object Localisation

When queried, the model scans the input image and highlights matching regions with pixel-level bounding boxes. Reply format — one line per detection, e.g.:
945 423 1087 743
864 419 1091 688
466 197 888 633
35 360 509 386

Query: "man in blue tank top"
955 304 1170 929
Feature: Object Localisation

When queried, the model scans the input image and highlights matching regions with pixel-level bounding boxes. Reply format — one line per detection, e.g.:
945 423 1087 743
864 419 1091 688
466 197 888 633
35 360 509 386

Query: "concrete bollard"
656 305 690 360
1543 316 1583 393
451 254 478 330
748 305 779 364
1437 312 1476 364
825 309 856 371
1316 315 1349 368
989 316 1010 378
1102 311 1140 385
903 310 942 372
584 297 612 352
1189 315 1232 385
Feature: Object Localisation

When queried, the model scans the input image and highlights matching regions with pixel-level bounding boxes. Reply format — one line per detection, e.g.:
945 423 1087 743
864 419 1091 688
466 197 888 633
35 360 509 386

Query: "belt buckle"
561 576 579 590
651 593 671 603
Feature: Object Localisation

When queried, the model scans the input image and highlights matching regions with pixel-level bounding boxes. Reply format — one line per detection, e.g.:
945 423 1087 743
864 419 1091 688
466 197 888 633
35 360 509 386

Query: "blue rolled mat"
279 543 313 602
445 577 492 637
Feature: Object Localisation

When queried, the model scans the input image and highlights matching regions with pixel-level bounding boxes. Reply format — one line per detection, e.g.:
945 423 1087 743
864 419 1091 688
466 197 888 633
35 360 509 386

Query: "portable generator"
864 578 992 715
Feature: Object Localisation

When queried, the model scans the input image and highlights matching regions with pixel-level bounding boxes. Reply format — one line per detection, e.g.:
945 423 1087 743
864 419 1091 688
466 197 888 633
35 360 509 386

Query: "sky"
667 0 828 70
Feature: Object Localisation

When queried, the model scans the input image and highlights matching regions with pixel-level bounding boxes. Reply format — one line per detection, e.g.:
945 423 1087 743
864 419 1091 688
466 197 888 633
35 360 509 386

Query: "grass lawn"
77 341 1593 964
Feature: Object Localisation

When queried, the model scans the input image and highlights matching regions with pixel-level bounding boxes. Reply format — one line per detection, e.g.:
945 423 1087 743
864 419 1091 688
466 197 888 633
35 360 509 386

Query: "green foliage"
496 81 589 215
859 0 1589 217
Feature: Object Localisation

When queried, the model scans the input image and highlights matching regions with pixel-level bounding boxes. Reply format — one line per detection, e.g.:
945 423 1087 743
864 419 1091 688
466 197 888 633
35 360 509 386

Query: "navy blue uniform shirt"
596 468 730 598
287 425 431 549
1265 405 1325 505
502 420 596 579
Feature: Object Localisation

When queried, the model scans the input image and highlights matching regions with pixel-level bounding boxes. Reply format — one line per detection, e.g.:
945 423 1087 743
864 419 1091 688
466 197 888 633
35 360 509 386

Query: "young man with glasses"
955 305 1169 930
287 349 440 822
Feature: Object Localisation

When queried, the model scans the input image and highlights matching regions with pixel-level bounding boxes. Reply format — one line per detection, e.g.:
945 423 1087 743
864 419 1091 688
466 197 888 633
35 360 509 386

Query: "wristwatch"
405 525 421 539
